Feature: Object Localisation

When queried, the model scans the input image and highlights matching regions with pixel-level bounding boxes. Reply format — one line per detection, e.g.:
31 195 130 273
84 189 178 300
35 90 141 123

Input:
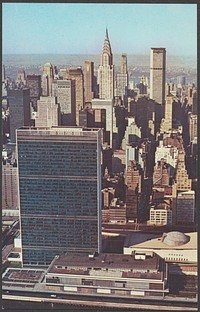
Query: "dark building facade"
84 61 94 103
8 88 31 143
16 127 102 265
26 75 42 111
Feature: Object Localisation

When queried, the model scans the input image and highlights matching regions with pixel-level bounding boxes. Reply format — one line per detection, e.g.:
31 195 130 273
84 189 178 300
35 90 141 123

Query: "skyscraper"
16 70 26 87
175 150 192 191
84 61 94 103
121 53 127 74
2 162 18 210
160 94 174 133
188 113 197 143
115 54 128 104
67 68 84 125
41 63 54 96
92 98 113 147
125 161 142 221
150 48 166 106
16 127 102 265
26 74 42 111
52 79 76 126
35 96 60 128
176 191 195 225
98 29 114 100
8 88 31 143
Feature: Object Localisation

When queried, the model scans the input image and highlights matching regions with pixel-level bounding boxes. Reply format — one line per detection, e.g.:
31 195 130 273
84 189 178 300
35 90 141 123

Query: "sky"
2 3 197 56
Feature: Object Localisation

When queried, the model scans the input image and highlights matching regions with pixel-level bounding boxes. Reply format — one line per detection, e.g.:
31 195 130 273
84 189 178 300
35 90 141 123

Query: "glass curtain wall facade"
16 127 102 265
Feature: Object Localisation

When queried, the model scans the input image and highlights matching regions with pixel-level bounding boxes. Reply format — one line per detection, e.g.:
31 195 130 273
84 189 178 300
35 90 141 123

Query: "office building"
2 64 7 98
79 107 94 128
102 187 115 209
52 79 76 126
107 198 127 223
67 68 84 125
112 150 126 173
115 54 128 104
2 162 18 210
98 29 114 100
58 68 68 79
188 113 197 143
122 117 141 150
160 94 174 133
35 96 60 128
192 89 197 114
149 206 172 226
84 61 94 103
176 191 195 225
41 63 54 96
187 84 194 106
92 98 113 147
153 160 170 187
155 140 178 178
125 161 142 221
133 97 155 138
16 70 26 87
93 109 106 129
150 48 166 106
175 150 192 191
16 127 102 265
125 160 142 193
8 88 31 142
26 74 42 111
136 76 148 95
102 145 113 174
125 145 143 171
121 53 127 74
44 253 168 297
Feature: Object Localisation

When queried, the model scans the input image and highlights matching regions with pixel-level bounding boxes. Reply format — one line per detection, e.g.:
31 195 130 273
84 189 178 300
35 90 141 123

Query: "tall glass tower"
16 127 102 265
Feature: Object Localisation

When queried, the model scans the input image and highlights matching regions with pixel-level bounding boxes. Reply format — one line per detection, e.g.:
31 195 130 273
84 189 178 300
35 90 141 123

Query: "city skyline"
2 3 197 57
2 2 198 306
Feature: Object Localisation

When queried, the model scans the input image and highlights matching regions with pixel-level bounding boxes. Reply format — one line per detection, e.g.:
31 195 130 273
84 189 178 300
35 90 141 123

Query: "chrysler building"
98 29 114 100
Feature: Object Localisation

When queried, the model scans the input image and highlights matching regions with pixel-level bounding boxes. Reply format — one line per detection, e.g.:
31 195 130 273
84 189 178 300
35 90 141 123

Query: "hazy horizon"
3 54 197 70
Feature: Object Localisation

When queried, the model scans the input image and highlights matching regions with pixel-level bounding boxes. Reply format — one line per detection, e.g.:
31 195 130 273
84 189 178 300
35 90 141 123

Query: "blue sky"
2 3 197 56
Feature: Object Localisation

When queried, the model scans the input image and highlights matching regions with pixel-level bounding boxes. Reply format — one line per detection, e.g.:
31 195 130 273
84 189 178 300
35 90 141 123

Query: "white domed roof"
162 231 190 246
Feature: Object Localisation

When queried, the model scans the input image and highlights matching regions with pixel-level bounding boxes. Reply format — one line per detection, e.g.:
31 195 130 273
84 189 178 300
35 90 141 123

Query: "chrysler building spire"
101 28 113 66
98 29 114 100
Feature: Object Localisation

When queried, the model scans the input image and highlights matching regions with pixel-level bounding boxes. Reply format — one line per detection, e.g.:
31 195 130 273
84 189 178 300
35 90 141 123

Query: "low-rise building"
149 206 172 226
109 198 126 223
124 231 197 264
44 253 168 297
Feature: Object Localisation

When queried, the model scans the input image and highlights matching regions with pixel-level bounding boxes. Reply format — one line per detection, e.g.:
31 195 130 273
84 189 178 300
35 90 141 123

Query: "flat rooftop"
124 232 197 250
16 127 101 141
48 253 161 272
3 269 45 284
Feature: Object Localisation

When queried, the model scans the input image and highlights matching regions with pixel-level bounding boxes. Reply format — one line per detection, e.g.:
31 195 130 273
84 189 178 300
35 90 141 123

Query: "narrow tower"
150 48 166 106
98 29 114 100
